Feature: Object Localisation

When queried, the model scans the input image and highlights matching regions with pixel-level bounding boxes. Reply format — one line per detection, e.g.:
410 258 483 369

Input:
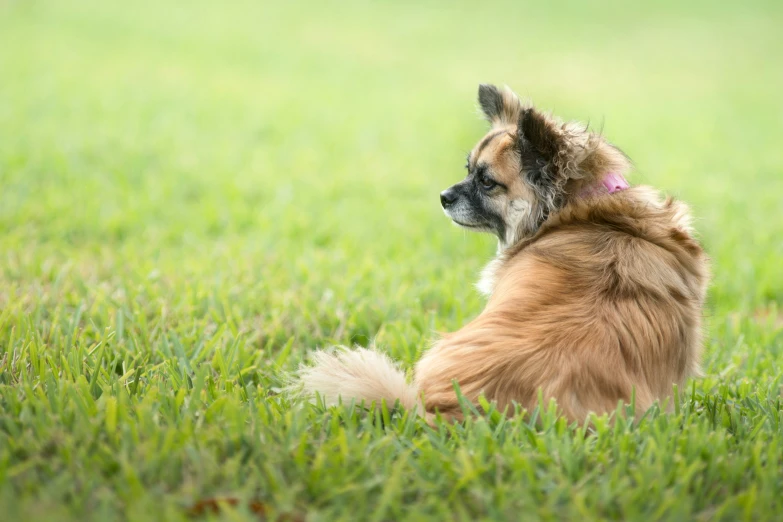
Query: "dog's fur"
297 85 709 423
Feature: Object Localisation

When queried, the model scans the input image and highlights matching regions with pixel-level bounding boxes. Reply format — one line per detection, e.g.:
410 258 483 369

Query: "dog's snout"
440 188 458 209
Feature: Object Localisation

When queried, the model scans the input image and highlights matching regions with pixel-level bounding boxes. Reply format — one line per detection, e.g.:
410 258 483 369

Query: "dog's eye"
479 174 497 190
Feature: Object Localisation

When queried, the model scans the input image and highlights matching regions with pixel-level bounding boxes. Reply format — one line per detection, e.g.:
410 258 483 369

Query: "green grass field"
1 0 782 520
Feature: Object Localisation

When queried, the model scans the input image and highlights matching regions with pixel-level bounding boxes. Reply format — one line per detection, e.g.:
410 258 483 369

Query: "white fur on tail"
297 347 421 413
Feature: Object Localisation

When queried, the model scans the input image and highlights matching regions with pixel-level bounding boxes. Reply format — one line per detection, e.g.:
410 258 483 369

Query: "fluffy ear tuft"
575 138 633 183
477 84 523 126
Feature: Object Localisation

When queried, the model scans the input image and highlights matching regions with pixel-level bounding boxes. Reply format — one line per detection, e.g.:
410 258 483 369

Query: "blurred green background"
1 0 782 520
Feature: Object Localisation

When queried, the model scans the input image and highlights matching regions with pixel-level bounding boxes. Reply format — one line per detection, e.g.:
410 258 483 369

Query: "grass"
1 0 782 520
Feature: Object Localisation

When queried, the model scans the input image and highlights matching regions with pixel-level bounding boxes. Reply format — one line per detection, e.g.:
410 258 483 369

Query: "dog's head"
441 84 632 247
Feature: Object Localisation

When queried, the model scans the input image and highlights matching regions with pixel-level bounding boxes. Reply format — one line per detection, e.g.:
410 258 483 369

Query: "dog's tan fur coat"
298 86 709 423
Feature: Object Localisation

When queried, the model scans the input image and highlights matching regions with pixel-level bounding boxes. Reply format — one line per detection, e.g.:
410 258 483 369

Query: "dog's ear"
516 107 566 203
478 84 504 123
518 107 563 161
478 84 523 126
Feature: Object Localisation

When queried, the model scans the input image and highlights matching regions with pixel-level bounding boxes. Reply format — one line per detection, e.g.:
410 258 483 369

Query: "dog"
297 84 709 423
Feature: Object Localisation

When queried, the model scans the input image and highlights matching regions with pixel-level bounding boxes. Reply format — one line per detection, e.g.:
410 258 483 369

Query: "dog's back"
415 187 709 421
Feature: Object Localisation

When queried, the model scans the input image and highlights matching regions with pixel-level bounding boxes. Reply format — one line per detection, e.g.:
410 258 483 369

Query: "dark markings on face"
467 180 506 239
471 129 508 163
447 169 507 240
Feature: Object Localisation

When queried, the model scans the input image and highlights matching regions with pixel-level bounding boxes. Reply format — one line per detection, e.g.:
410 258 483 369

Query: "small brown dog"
298 85 709 423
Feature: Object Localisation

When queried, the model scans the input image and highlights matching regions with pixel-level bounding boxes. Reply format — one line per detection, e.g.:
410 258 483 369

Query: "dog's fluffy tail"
297 347 422 414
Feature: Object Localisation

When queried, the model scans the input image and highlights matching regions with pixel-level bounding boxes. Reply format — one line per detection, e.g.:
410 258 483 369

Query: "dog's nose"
440 188 458 209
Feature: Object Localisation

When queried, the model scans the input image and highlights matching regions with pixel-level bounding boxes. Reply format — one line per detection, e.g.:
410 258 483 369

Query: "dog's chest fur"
476 253 504 297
